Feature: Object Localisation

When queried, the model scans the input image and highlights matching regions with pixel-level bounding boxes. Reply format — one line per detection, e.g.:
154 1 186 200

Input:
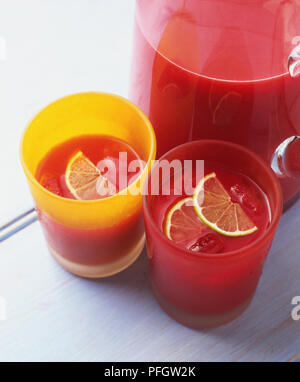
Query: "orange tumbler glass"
20 92 156 278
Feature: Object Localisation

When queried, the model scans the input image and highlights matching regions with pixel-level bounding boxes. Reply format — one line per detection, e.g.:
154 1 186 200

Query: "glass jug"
129 0 300 205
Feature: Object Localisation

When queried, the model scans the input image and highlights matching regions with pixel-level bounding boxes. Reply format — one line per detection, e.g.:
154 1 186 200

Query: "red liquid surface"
150 161 271 254
130 1 300 203
35 135 144 268
36 135 141 199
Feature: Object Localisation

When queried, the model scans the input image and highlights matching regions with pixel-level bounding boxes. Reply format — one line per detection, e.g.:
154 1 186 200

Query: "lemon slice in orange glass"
65 151 115 200
193 172 258 237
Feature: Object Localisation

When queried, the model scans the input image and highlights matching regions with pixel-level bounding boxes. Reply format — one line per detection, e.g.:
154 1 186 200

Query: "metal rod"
0 208 38 243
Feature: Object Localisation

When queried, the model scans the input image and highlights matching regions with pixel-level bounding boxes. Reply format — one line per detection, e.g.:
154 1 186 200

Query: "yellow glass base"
48 234 146 278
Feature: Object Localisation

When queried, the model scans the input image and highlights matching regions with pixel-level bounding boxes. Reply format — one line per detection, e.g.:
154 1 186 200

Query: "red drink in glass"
151 162 271 254
35 135 143 275
20 93 156 278
130 0 300 203
143 140 282 328
36 135 141 199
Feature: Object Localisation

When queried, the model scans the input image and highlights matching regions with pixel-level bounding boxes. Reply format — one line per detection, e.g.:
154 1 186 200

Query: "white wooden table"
0 0 300 362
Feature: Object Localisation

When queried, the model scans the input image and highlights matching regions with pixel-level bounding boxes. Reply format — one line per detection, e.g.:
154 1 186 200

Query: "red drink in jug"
130 0 300 203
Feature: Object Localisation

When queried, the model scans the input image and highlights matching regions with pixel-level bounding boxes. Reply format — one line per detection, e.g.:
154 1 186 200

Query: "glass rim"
143 34 290 84
135 5 291 84
154 48 290 84
143 139 283 261
20 91 157 205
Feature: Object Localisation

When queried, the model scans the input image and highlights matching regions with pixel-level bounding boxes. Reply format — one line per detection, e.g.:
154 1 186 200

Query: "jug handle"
288 43 300 78
271 136 300 178
271 45 300 178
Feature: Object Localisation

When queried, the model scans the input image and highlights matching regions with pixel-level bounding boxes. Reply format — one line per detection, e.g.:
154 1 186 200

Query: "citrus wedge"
193 172 258 237
65 151 115 200
164 197 209 245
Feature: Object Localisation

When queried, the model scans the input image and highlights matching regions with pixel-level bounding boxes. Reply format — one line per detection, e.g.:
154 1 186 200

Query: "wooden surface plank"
0 199 300 362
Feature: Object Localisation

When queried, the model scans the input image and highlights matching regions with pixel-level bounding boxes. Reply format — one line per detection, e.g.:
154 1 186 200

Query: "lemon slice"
164 197 208 244
193 172 258 237
65 151 115 200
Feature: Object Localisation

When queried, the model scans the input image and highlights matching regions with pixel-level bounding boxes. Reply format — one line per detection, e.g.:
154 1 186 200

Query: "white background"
0 0 135 225
0 0 300 362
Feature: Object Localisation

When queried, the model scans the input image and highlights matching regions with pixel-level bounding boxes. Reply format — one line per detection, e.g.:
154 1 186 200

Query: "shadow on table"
83 246 154 297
